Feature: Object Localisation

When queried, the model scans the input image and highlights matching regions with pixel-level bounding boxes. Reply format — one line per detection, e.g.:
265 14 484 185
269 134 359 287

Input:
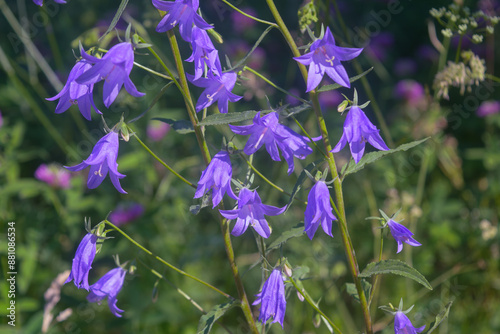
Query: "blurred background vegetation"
1 0 499 333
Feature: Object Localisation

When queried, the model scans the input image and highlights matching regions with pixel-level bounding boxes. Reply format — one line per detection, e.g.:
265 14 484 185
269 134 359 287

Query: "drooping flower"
33 0 66 6
65 233 98 291
77 42 144 108
87 267 127 317
186 26 222 80
331 105 389 164
304 180 336 240
65 131 126 194
109 203 144 227
253 269 286 327
294 27 363 92
229 111 315 174
188 71 242 114
46 60 101 121
219 188 285 238
152 0 212 42
394 310 425 334
194 150 237 208
35 163 72 189
387 219 421 253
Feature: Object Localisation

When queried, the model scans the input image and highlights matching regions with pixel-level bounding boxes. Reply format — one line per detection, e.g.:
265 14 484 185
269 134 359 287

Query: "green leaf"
153 118 194 134
266 223 305 253
425 301 453 334
198 110 260 126
317 67 373 92
345 280 372 303
99 0 129 41
341 138 430 179
359 260 433 290
285 159 325 213
197 299 240 334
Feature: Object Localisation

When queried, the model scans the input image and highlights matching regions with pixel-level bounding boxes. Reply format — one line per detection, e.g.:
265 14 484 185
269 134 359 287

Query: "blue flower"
46 60 101 121
304 180 336 239
194 150 237 208
77 42 144 108
219 188 285 238
387 219 421 253
188 71 242 114
331 105 389 164
87 267 127 317
186 27 222 80
294 27 363 92
66 131 126 194
152 0 212 42
65 233 98 290
253 269 286 327
394 310 425 334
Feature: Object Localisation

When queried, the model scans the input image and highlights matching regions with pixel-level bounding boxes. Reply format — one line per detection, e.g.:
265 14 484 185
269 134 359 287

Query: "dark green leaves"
266 223 305 253
197 299 240 334
99 0 129 41
153 118 194 134
425 301 453 334
197 110 260 126
359 260 432 290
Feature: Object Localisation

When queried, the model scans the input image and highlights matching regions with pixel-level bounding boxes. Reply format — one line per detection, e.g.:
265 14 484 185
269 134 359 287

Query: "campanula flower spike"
46 60 101 121
65 131 127 194
219 188 285 238
187 27 222 80
152 0 212 42
188 71 242 114
253 269 286 327
77 42 145 108
387 219 422 253
87 267 127 317
64 233 98 290
294 27 363 92
194 150 237 208
304 180 337 239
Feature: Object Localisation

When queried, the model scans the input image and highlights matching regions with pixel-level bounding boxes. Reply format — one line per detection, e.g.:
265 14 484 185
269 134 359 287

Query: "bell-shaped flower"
304 180 336 239
194 150 237 208
219 188 285 238
46 60 101 121
65 131 126 194
186 27 222 80
188 71 242 114
252 269 286 327
331 105 389 164
387 219 421 253
87 267 127 317
76 42 144 108
64 233 98 290
294 27 363 92
394 310 425 334
229 112 315 174
152 0 212 42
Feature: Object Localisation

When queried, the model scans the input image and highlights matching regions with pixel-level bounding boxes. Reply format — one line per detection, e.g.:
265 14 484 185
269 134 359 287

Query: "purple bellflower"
394 310 425 334
194 150 237 208
331 105 389 164
304 180 336 240
229 112 315 174
387 219 422 253
186 26 222 80
46 60 101 121
188 71 242 114
253 269 286 327
66 131 126 194
294 27 363 92
152 0 212 42
87 267 127 317
77 42 144 108
219 188 285 238
65 233 98 290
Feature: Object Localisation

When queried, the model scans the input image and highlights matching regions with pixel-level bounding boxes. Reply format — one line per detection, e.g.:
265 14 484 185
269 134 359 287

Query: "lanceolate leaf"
153 118 194 134
425 301 453 334
285 159 325 213
359 259 432 290
266 223 305 253
99 0 129 41
317 67 373 92
197 110 260 126
197 299 240 334
341 138 430 179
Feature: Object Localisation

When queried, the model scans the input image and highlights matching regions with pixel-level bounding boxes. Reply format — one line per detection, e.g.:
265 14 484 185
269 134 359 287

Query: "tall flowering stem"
264 1 373 332
164 28 259 334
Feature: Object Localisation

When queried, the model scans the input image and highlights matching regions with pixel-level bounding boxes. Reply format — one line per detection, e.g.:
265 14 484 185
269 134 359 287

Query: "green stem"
221 0 278 27
128 126 195 188
289 276 344 334
455 35 463 63
105 221 231 298
264 1 372 332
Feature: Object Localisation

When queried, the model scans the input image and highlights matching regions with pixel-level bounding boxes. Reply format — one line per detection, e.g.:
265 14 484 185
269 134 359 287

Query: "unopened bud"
337 100 349 113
